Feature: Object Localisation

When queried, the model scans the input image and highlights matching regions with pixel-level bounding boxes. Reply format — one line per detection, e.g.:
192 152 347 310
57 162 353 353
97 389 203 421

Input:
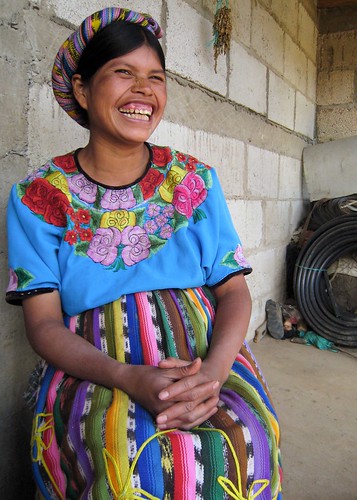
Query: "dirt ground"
250 335 357 499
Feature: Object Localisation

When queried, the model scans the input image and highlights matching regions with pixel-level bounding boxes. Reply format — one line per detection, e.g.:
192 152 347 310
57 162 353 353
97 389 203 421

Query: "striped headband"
52 7 163 128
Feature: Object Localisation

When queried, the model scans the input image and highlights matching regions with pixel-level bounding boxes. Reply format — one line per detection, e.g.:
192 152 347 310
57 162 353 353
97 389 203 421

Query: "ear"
72 74 88 110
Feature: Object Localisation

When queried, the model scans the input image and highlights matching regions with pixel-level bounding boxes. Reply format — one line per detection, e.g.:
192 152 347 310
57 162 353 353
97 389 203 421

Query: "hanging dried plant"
212 0 232 72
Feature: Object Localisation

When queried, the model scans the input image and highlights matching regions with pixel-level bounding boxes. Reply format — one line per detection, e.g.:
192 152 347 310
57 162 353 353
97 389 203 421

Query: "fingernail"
213 381 219 390
159 391 169 400
156 414 167 424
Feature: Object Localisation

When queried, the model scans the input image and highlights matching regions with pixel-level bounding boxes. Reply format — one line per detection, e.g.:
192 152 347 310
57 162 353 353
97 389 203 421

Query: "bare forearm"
25 316 132 390
204 275 252 384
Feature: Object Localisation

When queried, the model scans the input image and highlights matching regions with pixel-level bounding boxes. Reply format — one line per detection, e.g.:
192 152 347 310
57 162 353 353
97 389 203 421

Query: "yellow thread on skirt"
31 413 65 500
103 426 270 499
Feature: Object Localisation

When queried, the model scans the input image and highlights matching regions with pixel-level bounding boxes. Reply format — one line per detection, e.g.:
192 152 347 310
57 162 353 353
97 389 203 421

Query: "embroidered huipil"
6 144 251 315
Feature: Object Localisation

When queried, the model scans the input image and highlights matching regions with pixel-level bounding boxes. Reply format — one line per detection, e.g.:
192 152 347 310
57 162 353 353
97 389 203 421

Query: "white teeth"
119 107 152 117
120 111 150 121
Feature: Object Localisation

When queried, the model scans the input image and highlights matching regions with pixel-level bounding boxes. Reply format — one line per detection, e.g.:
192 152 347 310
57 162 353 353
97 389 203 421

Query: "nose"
132 76 152 94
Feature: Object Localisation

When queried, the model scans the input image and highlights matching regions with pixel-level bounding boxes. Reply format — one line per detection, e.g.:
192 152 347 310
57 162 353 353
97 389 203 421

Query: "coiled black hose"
293 214 357 347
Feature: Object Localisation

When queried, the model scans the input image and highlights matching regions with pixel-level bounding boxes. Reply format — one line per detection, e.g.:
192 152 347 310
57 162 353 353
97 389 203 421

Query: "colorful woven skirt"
30 288 282 499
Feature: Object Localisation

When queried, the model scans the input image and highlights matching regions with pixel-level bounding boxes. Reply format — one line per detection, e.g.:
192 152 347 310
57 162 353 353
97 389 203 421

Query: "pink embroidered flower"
182 173 207 209
144 220 158 234
101 188 136 210
7 268 18 292
234 244 250 268
147 204 161 217
173 173 207 218
87 227 121 266
162 205 174 217
160 224 173 239
121 226 151 266
173 185 193 218
68 174 97 204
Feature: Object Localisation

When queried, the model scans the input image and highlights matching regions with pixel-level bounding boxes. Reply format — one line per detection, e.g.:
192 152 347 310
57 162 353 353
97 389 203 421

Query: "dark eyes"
114 69 165 82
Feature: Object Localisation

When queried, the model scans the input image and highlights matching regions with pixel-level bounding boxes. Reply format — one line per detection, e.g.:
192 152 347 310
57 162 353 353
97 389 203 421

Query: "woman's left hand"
155 357 221 430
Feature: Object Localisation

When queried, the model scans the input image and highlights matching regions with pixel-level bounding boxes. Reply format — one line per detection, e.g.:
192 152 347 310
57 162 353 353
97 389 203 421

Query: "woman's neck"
77 139 150 187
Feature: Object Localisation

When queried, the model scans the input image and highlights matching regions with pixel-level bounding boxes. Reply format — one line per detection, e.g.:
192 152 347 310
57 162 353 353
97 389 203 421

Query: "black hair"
77 21 166 82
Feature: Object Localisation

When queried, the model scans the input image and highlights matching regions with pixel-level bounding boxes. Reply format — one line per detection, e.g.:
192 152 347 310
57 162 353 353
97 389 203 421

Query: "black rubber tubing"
293 214 357 347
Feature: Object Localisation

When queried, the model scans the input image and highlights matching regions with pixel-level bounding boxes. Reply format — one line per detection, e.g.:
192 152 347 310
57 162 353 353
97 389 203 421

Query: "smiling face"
73 44 167 148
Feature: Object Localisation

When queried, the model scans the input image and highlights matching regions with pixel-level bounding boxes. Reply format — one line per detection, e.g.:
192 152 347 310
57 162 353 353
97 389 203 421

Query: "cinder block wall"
317 7 357 142
0 0 317 494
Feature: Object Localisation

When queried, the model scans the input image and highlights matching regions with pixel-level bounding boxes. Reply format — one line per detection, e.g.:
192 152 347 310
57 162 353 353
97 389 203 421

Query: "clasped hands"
126 357 221 431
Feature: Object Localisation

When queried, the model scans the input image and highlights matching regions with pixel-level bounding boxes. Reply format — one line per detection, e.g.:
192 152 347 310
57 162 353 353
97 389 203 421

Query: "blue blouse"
6 144 251 317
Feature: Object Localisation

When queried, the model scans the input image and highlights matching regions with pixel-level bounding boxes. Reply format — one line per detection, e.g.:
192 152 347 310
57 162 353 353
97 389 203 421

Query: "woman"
6 7 282 499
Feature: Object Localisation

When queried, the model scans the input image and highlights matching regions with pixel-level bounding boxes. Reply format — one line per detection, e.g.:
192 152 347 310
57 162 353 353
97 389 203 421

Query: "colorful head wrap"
52 7 163 128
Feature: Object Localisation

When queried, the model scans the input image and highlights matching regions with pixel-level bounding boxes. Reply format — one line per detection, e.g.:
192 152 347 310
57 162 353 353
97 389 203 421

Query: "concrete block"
251 3 284 75
0 58 27 157
268 72 295 130
295 91 315 139
229 41 267 115
0 154 28 210
23 12 72 83
226 199 263 251
298 4 317 63
245 246 286 302
231 0 251 48
279 155 303 200
151 120 245 198
166 0 227 96
317 70 355 106
303 135 357 200
247 145 279 199
45 0 162 28
289 199 306 233
271 0 298 40
317 107 357 142
284 34 307 93
28 83 89 168
318 32 357 71
306 58 317 101
264 200 294 245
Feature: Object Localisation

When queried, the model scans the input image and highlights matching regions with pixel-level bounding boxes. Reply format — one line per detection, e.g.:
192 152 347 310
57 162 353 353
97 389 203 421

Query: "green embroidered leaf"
135 208 146 227
149 234 167 254
15 268 35 289
132 184 143 204
75 241 90 256
193 208 207 224
199 169 213 189
172 212 188 232
221 251 239 269
17 184 27 198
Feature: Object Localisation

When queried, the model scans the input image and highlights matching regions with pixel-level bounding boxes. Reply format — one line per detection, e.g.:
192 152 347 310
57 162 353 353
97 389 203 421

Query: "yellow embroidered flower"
159 166 187 203
101 210 136 231
46 172 72 202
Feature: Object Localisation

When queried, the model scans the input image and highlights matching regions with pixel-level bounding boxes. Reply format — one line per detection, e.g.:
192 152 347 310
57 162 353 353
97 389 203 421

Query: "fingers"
158 357 192 369
156 395 219 430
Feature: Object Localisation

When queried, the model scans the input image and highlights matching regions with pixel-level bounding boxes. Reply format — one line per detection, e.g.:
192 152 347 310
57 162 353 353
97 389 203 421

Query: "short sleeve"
6 184 63 304
197 168 252 286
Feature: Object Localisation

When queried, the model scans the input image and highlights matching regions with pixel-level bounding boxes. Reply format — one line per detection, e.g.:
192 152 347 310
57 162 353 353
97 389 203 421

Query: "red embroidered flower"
43 189 70 226
186 157 197 172
74 209 91 225
176 152 187 163
52 153 77 173
79 228 93 242
140 169 164 200
64 230 78 245
152 146 172 167
22 178 69 226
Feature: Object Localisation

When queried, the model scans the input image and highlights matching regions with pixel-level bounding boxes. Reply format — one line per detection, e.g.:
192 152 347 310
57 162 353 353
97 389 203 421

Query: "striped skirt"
30 288 282 499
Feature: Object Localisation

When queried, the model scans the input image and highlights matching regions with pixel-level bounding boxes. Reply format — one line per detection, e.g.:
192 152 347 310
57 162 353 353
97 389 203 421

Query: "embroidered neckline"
72 143 153 190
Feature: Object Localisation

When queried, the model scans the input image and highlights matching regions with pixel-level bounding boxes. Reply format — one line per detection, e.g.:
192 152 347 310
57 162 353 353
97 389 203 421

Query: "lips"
119 104 153 121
